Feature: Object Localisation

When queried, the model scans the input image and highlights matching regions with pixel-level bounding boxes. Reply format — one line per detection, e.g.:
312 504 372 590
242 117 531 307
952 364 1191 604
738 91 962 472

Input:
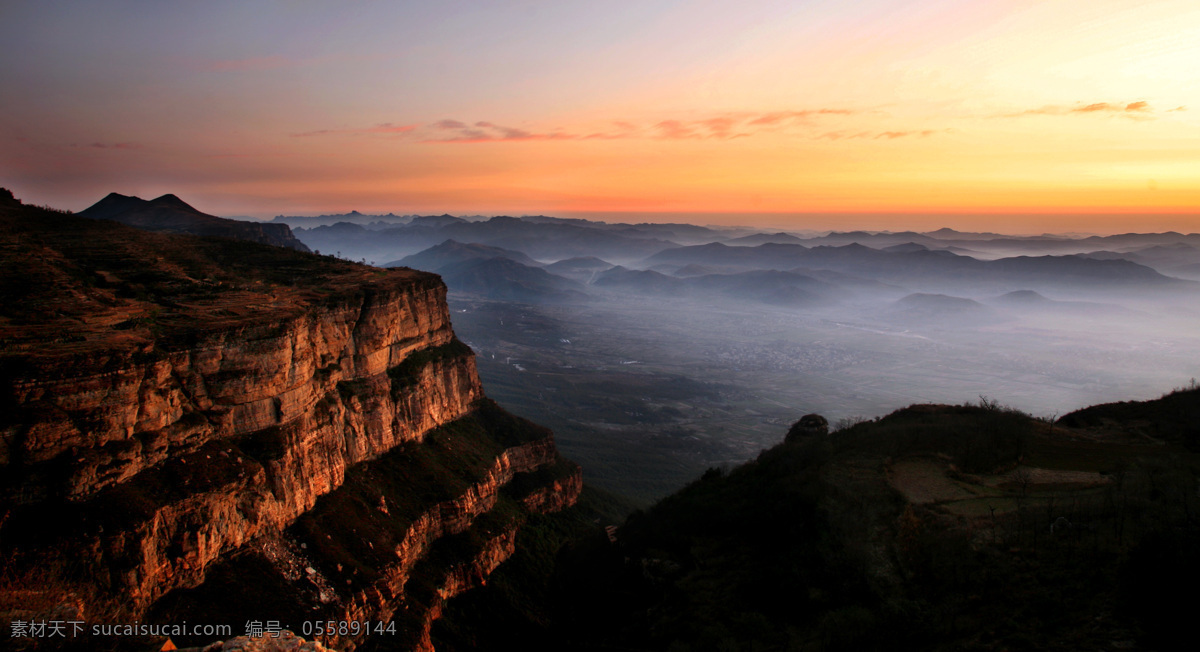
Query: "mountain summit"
79 192 311 251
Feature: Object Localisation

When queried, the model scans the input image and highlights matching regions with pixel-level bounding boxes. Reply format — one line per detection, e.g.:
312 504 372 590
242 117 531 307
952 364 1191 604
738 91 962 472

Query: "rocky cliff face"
0 194 580 650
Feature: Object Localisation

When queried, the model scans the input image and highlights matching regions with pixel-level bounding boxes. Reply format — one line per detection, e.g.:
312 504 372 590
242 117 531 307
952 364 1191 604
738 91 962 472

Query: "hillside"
430 389 1200 651
388 239 544 271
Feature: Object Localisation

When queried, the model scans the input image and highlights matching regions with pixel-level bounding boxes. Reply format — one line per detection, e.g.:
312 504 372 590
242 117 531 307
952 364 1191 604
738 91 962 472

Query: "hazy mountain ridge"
388 239 544 270
293 216 684 266
271 210 414 228
644 241 1188 293
383 215 1200 506
286 210 1200 286
437 257 590 304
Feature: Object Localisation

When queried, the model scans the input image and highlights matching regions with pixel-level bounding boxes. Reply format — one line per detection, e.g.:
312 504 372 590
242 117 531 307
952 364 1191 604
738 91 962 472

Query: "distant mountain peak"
883 242 930 254
996 289 1049 303
77 191 309 251
149 193 203 214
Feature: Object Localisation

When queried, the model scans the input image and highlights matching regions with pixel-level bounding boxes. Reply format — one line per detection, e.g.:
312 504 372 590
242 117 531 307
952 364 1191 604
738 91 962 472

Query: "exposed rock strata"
145 406 581 651
0 196 581 650
8 281 461 486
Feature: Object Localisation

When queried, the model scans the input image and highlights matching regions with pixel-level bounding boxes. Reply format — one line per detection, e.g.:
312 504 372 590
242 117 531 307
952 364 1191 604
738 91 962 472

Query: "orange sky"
1 0 1197 232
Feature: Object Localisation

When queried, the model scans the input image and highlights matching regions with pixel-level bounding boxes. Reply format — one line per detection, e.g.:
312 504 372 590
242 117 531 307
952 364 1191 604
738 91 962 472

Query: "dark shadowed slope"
433 389 1200 652
78 192 310 251
438 257 589 304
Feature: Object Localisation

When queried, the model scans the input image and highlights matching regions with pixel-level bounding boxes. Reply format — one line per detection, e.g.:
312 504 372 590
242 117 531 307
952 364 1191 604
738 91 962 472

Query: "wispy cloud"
72 142 142 150
291 108 920 144
874 130 938 139
292 123 417 137
1001 101 1165 119
425 121 577 143
746 109 856 126
654 120 697 139
818 130 940 141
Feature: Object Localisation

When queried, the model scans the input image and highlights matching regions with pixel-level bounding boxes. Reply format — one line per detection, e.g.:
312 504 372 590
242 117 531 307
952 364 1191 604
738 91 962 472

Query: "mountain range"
3 187 1198 651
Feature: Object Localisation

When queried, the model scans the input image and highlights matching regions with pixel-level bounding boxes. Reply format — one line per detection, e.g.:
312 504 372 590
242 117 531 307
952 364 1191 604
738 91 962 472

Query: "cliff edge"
0 191 581 650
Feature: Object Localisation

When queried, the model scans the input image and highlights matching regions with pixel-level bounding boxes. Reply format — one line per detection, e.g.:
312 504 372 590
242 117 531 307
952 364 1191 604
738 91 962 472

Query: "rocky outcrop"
0 196 581 650
141 404 581 651
6 280 469 499
785 413 829 442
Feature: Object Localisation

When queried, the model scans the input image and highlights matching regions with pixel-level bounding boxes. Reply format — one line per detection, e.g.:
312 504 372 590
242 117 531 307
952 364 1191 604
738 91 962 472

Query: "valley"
3 187 1199 651
446 292 1200 503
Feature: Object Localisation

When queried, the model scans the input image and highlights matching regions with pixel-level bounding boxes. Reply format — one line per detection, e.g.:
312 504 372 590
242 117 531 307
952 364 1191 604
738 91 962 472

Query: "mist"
286 215 1200 502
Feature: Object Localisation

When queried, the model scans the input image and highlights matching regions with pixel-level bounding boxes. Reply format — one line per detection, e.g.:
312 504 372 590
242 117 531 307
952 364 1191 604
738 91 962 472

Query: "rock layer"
0 195 580 650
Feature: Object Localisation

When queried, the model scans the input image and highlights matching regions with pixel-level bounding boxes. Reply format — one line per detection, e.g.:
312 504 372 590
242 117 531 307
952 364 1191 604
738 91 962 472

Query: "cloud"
817 130 938 141
72 142 142 150
874 130 937 139
679 109 855 138
292 123 417 137
649 111 849 140
698 117 751 139
746 109 856 126
368 123 418 134
293 119 565 142
818 131 871 141
654 120 698 139
424 120 578 143
1002 101 1163 118
292 108 880 144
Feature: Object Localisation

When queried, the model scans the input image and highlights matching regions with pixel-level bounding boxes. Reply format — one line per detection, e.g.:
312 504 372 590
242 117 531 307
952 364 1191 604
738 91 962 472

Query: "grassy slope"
0 193 433 362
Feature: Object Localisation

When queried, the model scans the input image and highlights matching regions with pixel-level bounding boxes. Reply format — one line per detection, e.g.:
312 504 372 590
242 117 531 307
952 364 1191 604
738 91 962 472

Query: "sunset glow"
2 0 1198 231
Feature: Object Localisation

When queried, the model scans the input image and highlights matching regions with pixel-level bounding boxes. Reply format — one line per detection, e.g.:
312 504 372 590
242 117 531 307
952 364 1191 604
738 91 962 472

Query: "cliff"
77 192 311 252
0 192 580 650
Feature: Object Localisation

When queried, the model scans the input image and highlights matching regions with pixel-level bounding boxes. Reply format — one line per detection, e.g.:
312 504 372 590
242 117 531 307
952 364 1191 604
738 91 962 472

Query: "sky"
2 0 1198 232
